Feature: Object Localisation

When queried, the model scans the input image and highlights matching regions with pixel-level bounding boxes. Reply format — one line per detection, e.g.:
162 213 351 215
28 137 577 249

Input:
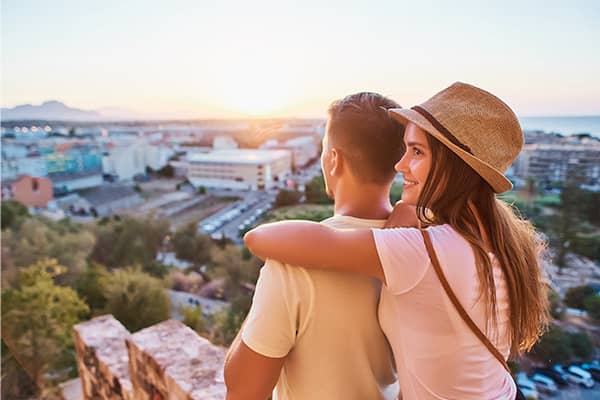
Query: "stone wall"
73 316 226 400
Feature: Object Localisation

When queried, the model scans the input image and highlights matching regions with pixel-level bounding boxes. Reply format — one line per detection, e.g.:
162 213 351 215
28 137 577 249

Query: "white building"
260 136 319 169
212 136 239 150
186 149 292 190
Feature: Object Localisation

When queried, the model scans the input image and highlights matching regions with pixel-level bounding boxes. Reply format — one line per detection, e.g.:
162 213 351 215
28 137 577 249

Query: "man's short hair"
327 92 404 184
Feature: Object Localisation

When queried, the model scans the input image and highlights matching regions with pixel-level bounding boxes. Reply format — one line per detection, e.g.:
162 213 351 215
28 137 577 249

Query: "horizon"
2 1 600 118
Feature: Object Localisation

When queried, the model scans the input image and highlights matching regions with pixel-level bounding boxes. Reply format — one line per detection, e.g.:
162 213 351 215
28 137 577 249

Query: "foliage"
90 215 169 271
208 244 262 300
304 174 332 205
548 289 564 320
564 285 596 310
2 217 95 286
1 200 29 230
568 331 593 360
102 267 171 332
157 164 175 178
209 295 252 346
1 259 89 387
1 341 38 400
274 189 302 207
389 182 403 205
180 305 206 333
584 294 600 323
529 325 573 365
172 221 212 268
73 263 109 314
264 204 334 223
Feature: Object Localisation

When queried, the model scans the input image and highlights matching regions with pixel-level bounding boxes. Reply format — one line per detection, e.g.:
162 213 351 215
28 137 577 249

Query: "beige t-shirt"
242 215 398 400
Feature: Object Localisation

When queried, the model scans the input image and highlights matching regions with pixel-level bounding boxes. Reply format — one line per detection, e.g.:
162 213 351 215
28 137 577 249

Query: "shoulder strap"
420 229 510 373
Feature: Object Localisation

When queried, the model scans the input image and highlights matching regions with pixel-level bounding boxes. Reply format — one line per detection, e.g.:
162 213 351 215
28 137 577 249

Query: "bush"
304 174 332 205
564 285 596 310
584 294 600 323
274 189 302 208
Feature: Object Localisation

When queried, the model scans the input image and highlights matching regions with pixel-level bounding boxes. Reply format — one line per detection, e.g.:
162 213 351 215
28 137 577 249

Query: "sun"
214 63 297 117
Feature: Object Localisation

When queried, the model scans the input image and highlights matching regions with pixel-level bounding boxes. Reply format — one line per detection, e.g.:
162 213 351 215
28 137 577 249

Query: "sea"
518 116 600 138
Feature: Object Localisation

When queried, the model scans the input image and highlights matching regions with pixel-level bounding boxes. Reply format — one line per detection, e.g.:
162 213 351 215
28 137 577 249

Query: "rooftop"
187 149 290 165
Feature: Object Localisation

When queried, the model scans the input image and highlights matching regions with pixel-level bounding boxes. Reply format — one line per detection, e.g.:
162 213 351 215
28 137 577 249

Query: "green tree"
568 331 593 360
529 325 573 365
102 267 171 332
1 200 29 230
1 259 89 388
274 189 302 207
73 263 109 314
172 222 212 272
180 305 206 333
584 294 600 323
157 164 175 178
548 289 564 320
564 285 596 310
304 174 333 205
90 215 170 271
389 182 403 205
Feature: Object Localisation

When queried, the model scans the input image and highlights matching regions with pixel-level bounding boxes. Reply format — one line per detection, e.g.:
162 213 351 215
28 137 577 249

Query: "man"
224 92 405 400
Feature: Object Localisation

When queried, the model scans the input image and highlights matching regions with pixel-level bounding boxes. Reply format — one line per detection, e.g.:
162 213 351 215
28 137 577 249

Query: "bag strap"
420 229 510 373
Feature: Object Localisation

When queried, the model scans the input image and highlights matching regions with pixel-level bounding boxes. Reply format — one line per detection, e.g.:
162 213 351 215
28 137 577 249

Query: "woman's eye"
413 147 423 156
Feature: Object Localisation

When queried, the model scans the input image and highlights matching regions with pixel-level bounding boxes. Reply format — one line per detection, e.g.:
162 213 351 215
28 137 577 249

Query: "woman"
244 82 549 399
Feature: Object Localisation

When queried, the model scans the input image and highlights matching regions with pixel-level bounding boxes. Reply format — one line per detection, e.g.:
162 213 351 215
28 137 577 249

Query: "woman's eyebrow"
406 141 427 147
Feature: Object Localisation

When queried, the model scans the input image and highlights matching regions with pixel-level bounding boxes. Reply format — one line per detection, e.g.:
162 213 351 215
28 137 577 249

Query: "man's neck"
333 183 392 220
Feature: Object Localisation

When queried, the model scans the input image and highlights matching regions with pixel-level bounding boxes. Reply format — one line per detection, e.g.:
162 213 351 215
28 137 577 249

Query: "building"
186 149 292 190
260 135 319 169
212 136 238 150
78 185 143 216
50 170 104 195
10 175 53 208
513 141 600 186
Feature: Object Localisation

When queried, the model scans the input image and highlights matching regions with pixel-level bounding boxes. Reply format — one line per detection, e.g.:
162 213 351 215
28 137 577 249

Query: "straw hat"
389 82 523 193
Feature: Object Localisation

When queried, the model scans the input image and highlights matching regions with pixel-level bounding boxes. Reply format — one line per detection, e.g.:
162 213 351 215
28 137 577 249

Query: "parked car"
564 365 595 388
532 367 569 386
530 373 558 395
516 373 539 400
580 363 600 381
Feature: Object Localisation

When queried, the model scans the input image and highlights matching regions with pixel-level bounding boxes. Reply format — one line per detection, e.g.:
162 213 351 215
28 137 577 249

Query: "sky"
2 0 600 118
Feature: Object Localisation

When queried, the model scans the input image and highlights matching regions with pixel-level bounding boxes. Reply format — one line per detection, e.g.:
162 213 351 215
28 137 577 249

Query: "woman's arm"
244 220 385 282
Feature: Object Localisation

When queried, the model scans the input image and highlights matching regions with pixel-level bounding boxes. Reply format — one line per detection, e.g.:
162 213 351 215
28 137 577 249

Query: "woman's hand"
384 201 419 228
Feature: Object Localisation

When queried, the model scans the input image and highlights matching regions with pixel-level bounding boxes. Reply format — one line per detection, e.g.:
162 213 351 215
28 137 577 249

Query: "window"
31 178 39 192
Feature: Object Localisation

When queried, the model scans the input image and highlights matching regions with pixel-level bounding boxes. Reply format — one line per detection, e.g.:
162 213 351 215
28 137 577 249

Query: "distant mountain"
0 101 148 121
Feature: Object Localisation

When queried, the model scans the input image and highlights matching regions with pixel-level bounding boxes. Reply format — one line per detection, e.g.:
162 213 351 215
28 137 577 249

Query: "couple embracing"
224 83 549 400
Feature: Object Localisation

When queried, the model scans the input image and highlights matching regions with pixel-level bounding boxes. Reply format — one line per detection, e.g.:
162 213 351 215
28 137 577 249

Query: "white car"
516 373 539 400
530 373 558 395
566 365 595 388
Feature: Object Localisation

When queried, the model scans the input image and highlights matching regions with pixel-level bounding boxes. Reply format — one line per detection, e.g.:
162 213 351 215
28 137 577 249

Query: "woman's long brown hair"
418 135 550 357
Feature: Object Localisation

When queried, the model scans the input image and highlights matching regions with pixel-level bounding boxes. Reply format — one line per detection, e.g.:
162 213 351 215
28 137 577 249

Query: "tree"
1 259 89 388
157 164 175 178
564 285 596 310
172 222 212 272
548 289 564 320
389 182 403 204
274 189 302 207
529 325 573 365
90 215 170 271
1 200 29 230
102 267 171 332
568 331 593 360
304 174 333 205
2 217 96 286
584 294 600 323
180 305 206 333
73 263 109 314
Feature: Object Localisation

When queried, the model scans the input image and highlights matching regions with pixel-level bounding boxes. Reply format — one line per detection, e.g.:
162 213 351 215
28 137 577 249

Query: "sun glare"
214 63 298 117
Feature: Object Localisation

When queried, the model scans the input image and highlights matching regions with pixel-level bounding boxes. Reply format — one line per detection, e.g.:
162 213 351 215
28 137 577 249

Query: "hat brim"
389 108 513 194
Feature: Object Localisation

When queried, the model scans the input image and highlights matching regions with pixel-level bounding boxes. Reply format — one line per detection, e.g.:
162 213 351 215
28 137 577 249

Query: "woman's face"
395 122 433 206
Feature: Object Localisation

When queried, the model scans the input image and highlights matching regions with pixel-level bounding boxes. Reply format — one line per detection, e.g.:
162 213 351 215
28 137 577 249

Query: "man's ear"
330 148 342 176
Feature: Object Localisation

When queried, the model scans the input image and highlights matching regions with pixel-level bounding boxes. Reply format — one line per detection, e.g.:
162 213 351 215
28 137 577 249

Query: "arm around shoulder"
244 220 385 281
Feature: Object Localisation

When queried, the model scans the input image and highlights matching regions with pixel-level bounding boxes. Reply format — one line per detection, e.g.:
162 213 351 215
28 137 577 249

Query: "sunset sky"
2 0 599 118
